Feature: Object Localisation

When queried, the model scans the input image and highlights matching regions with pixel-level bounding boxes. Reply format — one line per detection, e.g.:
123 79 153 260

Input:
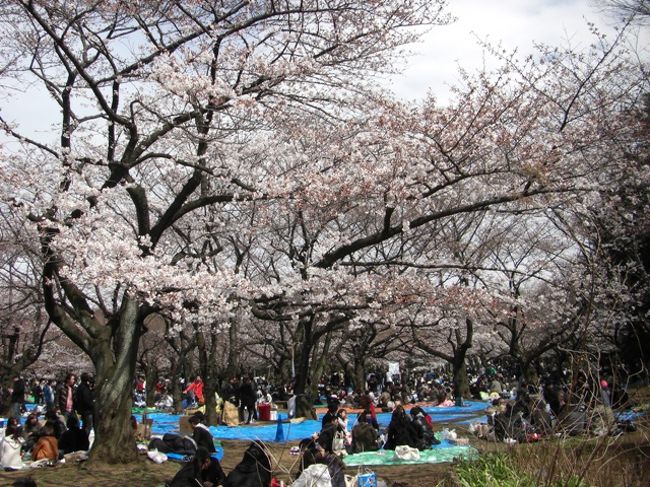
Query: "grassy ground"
1 388 648 487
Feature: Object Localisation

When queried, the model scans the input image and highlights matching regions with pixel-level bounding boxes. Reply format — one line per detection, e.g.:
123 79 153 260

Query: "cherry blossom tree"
0 204 54 413
0 0 450 462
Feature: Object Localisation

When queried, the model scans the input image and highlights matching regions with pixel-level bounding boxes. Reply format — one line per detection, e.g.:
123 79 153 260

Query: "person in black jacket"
56 373 76 423
351 413 379 453
224 441 272 487
238 377 257 424
168 446 225 487
384 405 418 450
316 413 339 454
189 413 215 453
321 402 338 429
43 409 66 440
58 415 89 453
74 373 94 434
9 376 25 420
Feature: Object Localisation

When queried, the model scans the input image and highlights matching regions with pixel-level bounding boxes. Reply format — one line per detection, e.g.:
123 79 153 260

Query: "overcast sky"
1 0 645 142
388 0 646 102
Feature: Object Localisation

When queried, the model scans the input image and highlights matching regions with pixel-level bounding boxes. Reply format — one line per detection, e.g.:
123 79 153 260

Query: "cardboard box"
136 418 153 440
179 415 193 435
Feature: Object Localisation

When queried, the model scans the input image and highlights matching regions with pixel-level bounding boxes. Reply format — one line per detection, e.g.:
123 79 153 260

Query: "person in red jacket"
184 376 205 405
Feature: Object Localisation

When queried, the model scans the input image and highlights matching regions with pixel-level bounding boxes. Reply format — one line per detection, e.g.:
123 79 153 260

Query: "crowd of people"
1 372 94 471
1 359 638 486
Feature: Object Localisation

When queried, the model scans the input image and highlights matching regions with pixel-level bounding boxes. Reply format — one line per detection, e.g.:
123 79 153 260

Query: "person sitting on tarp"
297 438 346 487
359 393 379 429
410 406 440 447
31 424 58 463
384 405 418 450
317 413 339 454
58 415 89 454
43 410 66 440
321 401 338 429
184 376 205 406
189 413 215 453
351 412 379 453
156 393 174 410
1 423 25 471
168 446 225 487
21 414 41 454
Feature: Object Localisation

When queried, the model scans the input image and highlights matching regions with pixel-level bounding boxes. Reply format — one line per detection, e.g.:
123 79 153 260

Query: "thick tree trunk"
294 330 315 418
225 320 239 377
169 359 183 413
353 356 367 393
521 360 539 385
145 365 158 407
91 367 137 463
203 379 218 426
0 375 13 416
196 326 221 426
88 298 141 464
452 358 471 399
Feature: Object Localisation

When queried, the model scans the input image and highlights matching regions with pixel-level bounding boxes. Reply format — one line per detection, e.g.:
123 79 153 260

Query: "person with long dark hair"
384 404 418 450
168 446 225 487
1 424 25 471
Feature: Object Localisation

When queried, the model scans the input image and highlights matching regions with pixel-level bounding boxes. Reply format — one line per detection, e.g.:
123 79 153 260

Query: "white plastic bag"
291 464 332 487
439 428 457 440
394 445 421 461
147 449 168 464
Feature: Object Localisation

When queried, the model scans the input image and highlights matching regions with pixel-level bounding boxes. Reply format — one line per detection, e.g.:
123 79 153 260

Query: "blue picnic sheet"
166 448 224 462
148 401 489 442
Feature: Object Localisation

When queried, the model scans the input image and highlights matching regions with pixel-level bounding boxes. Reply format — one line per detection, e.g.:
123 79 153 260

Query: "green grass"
453 454 591 487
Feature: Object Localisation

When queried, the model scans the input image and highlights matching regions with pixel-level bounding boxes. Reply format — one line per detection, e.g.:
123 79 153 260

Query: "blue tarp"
166 448 224 462
149 401 489 442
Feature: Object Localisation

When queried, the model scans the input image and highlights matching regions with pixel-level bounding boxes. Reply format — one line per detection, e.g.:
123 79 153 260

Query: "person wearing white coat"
1 424 25 471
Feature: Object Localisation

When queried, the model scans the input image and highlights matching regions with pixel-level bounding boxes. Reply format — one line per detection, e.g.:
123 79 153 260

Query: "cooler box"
358 472 377 487
258 402 271 421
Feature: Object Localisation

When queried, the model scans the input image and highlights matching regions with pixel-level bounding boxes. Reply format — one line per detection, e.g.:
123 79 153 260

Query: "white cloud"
1 1 646 143
387 0 648 103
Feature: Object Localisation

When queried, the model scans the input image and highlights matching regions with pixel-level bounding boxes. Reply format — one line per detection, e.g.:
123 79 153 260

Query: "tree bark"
294 319 315 418
144 365 158 407
169 357 183 413
226 320 239 377
89 298 141 463
0 376 13 416
452 358 471 399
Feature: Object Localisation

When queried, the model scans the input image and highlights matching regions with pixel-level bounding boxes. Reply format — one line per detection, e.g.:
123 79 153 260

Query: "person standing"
57 373 76 423
238 377 257 424
9 376 25 420
74 373 95 435
43 380 54 412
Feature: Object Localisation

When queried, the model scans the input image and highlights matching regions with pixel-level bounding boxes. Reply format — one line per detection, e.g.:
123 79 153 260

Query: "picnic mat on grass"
147 401 489 442
166 448 224 462
344 443 478 467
